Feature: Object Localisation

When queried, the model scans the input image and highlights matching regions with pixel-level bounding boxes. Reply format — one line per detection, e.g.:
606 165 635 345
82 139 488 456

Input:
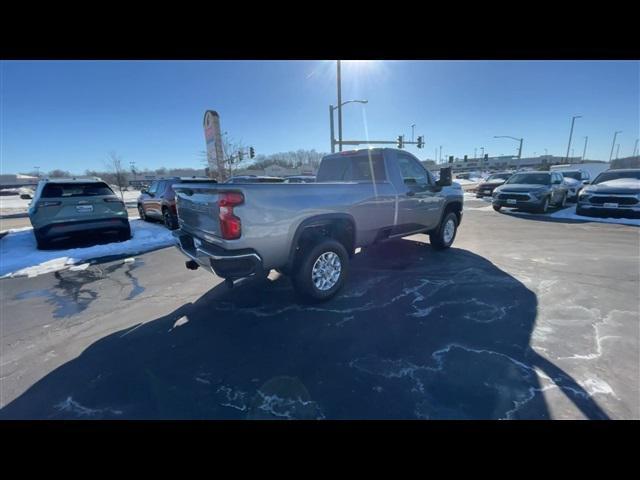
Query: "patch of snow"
171 316 189 329
0 219 174 278
548 206 640 226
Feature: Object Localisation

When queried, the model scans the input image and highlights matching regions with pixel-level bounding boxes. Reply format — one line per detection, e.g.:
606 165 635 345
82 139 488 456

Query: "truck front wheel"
293 238 349 302
429 211 458 250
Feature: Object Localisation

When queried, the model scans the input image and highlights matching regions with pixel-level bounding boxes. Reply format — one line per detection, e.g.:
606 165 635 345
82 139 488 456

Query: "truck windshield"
592 171 640 184
505 173 550 185
316 152 386 182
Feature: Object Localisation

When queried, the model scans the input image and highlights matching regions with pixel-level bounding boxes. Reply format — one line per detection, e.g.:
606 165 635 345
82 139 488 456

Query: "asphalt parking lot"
1 197 638 419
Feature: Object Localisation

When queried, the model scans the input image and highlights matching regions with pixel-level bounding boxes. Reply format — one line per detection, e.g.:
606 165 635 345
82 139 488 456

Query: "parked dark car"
475 172 513 198
284 175 316 183
492 171 569 213
137 177 216 230
576 169 640 218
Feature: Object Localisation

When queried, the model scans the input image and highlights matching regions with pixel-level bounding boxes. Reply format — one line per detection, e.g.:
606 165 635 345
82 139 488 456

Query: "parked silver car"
553 169 591 201
576 169 640 218
492 171 569 213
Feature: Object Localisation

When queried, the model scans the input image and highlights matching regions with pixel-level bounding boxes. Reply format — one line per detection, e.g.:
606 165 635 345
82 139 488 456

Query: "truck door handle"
406 191 415 197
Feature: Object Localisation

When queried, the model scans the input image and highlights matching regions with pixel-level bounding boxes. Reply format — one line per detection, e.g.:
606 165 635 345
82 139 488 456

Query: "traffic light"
484 153 489 161
397 135 404 149
238 150 244 162
449 156 454 163
417 136 424 149
249 147 255 159
464 155 468 162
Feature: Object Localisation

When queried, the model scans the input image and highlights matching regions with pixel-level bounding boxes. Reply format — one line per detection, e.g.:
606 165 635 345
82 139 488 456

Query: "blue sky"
1 60 638 174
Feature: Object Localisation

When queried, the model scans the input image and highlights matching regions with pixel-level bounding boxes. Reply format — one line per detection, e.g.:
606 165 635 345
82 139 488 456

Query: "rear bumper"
35 218 129 239
576 202 640 218
173 230 264 279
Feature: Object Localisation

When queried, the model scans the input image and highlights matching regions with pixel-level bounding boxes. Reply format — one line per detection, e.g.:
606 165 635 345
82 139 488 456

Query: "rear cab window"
316 152 387 182
41 182 114 198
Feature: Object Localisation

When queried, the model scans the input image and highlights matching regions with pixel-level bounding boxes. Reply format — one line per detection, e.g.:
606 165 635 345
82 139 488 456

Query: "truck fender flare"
286 213 356 270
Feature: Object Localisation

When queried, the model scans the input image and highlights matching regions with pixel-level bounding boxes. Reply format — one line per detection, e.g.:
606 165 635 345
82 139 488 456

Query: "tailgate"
173 183 228 238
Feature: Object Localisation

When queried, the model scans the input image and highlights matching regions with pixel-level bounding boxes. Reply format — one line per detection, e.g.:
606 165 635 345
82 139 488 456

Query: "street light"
329 99 368 153
582 136 588 161
411 124 416 143
609 131 622 161
494 135 523 169
565 115 582 163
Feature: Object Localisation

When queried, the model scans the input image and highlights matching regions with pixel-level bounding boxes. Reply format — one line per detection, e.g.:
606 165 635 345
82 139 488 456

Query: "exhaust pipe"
185 260 199 270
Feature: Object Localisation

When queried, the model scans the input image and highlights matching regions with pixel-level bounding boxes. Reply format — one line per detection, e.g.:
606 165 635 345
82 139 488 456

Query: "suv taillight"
218 192 244 239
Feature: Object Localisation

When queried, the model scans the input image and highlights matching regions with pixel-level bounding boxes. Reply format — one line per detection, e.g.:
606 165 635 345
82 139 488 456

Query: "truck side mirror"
437 167 452 187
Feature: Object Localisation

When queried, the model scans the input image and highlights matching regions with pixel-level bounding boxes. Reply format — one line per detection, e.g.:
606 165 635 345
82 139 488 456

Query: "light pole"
582 136 588 161
411 124 416 143
494 135 523 169
633 138 639 157
474 147 477 159
337 61 342 151
439 145 443 163
616 143 620 159
609 131 622 161
330 99 368 153
565 115 582 163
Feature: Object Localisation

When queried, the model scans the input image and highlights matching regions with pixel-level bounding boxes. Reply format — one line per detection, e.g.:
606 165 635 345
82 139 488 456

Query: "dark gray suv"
492 171 569 214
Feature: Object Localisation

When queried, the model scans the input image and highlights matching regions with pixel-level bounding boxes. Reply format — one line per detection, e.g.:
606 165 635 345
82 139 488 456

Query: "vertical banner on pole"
203 110 225 181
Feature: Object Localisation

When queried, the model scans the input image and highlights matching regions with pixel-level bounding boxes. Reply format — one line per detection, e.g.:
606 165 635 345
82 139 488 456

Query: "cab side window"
398 155 429 188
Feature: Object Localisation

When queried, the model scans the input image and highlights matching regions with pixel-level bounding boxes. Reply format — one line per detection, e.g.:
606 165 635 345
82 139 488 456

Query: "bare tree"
105 151 128 200
48 169 71 178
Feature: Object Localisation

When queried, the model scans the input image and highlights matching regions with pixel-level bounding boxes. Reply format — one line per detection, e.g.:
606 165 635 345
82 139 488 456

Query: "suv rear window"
316 152 386 182
42 182 115 198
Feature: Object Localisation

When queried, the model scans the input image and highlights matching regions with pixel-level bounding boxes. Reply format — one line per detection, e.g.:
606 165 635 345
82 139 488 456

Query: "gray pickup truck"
173 148 463 301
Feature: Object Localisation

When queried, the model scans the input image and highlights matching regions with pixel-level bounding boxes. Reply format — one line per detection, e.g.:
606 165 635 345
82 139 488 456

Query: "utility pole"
329 105 335 153
582 136 588 161
565 115 582 163
609 131 622 161
337 61 343 152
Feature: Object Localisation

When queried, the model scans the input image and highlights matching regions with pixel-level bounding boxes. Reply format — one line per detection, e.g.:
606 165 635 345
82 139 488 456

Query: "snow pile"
0 218 175 278
548 207 640 226
0 196 32 214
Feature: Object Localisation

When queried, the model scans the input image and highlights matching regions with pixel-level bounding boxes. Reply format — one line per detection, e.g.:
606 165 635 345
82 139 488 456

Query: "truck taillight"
218 192 244 240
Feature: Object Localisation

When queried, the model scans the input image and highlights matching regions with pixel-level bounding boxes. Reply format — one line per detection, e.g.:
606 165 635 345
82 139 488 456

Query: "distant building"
0 174 39 189
611 156 640 169
443 155 608 173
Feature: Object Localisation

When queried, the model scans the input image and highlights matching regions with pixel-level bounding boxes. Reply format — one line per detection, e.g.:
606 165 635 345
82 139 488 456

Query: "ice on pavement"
0 218 174 278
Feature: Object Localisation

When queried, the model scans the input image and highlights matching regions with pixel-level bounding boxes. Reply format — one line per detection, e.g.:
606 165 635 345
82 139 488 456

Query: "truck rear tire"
292 238 349 302
429 212 458 250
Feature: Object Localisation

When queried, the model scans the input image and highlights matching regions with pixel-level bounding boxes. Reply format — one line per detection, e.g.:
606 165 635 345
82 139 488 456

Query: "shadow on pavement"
0 238 610 419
